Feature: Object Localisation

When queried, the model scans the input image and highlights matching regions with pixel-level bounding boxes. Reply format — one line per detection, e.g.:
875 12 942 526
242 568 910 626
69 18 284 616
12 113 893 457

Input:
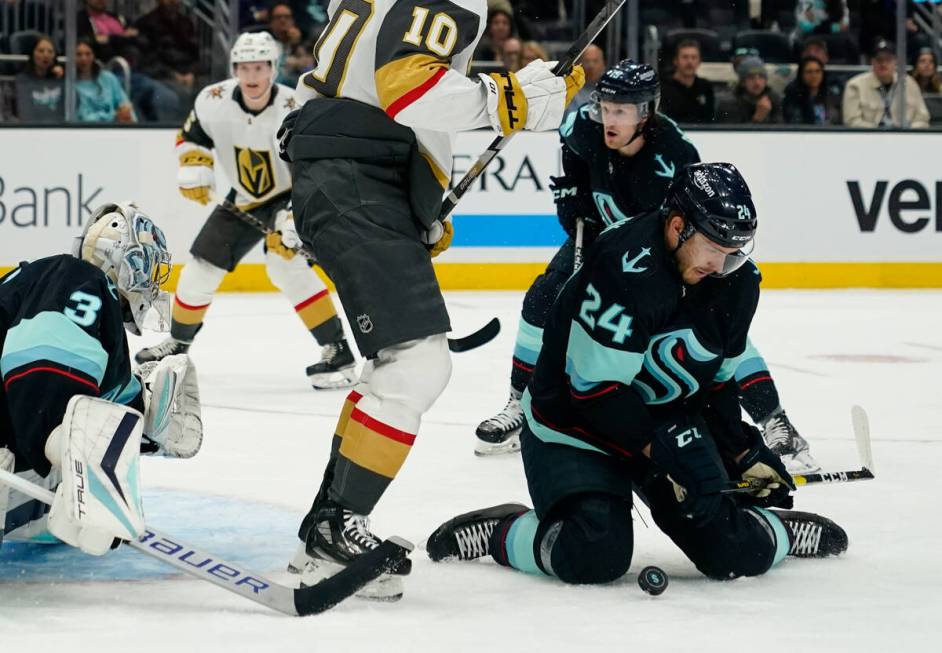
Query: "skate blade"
291 553 404 602
474 432 521 456
781 452 822 476
308 367 358 390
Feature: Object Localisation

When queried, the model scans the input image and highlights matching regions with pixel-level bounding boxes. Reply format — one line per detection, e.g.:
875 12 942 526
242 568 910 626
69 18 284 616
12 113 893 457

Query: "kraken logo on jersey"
632 328 719 405
235 147 275 199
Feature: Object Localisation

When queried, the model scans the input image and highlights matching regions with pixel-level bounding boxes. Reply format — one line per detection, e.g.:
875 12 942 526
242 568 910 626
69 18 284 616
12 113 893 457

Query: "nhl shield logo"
235 146 275 199
356 314 373 334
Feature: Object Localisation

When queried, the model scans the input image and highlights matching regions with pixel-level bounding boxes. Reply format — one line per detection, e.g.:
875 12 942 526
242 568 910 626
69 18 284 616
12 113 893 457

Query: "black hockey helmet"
589 59 660 125
665 162 757 275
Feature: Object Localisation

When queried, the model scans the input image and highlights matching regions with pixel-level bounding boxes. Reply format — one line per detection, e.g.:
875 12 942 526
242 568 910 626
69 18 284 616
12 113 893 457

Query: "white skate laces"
480 396 524 433
454 520 500 559
787 520 824 556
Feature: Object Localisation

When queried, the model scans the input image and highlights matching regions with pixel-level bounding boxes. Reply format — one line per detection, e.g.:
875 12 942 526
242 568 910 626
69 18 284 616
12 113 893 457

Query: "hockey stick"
725 405 876 493
0 469 412 616
220 198 500 353
439 0 627 220
573 218 585 272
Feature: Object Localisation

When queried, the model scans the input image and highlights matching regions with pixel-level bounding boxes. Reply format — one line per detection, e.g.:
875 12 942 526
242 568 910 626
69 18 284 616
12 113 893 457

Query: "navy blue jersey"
0 255 142 476
558 107 701 225
523 211 760 458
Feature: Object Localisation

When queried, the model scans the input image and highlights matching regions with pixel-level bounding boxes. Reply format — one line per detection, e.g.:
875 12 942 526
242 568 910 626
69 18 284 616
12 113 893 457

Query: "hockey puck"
637 566 668 596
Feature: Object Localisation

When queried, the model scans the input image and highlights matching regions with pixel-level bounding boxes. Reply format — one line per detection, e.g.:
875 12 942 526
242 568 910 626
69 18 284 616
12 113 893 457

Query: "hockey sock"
294 290 344 345
510 317 543 394
491 510 549 576
170 298 208 342
734 339 781 423
171 258 226 342
749 507 791 570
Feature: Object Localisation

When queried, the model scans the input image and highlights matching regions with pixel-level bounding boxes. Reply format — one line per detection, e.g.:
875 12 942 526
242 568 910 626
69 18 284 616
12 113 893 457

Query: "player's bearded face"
676 232 742 284
600 101 644 149
236 62 273 100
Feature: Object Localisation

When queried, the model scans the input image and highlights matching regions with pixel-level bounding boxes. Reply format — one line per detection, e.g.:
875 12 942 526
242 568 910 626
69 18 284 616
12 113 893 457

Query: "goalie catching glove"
45 396 146 555
138 354 203 459
480 60 585 136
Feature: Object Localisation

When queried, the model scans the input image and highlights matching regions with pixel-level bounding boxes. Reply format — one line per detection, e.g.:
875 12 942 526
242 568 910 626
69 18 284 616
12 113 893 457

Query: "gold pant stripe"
296 292 337 331
171 298 210 325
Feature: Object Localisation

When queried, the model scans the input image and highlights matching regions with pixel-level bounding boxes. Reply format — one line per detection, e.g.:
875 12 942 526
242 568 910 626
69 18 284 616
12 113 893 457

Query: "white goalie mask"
72 202 172 336
230 31 281 86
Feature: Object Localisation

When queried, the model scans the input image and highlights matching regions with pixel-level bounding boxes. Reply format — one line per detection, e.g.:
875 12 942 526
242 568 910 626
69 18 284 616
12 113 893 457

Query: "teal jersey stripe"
102 376 142 406
505 510 544 575
753 507 790 567
1 312 108 384
566 320 645 388
564 358 601 392
521 390 607 455
513 319 544 365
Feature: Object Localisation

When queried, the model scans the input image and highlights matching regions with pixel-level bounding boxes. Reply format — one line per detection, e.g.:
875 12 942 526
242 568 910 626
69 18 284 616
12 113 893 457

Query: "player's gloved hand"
549 174 598 238
45 396 146 555
139 354 203 459
649 416 728 526
734 423 796 509
421 220 453 258
267 208 301 260
479 62 584 135
177 148 214 205
277 108 301 162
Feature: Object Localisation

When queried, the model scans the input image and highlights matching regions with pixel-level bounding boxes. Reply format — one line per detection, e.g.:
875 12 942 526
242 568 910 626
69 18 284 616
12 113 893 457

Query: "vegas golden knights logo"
235 147 275 199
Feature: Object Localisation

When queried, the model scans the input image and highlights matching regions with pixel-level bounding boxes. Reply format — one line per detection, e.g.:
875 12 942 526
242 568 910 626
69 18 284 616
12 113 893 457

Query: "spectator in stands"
566 44 605 112
783 56 842 124
14 34 65 123
719 55 781 124
474 4 515 62
74 38 134 124
521 40 548 68
77 0 139 63
267 2 303 84
134 0 200 96
799 36 830 65
793 1 849 41
284 39 316 85
911 47 941 95
501 37 523 73
860 1 918 63
659 39 715 123
843 39 929 128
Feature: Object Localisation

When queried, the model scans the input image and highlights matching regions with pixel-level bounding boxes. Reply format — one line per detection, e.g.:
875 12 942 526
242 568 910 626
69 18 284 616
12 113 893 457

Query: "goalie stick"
724 405 876 494
439 0 628 220
220 197 500 353
0 469 412 616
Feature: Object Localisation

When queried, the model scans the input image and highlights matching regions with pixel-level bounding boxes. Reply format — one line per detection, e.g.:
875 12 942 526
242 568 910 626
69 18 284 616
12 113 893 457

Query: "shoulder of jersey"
195 79 238 112
655 112 699 155
591 213 669 285
559 104 601 157
274 84 301 113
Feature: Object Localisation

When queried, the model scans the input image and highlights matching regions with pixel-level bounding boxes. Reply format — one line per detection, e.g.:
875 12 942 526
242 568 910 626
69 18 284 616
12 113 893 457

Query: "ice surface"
2 290 940 652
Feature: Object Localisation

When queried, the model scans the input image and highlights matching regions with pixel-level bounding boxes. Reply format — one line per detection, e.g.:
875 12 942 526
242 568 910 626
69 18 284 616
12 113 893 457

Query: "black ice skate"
288 499 409 601
306 340 357 390
761 409 821 475
772 510 849 558
427 503 528 562
474 391 524 456
134 337 190 364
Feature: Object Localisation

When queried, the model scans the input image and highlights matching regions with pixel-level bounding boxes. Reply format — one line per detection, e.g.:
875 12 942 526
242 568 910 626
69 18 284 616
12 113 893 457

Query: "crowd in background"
0 0 939 129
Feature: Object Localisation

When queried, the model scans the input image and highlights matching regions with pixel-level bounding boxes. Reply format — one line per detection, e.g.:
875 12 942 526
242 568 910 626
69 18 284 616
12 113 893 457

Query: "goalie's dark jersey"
0 255 143 476
522 211 760 459
560 107 701 225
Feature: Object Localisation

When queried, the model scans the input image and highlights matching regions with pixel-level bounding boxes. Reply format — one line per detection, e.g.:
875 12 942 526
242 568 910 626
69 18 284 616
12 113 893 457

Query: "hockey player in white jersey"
275 0 585 599
135 32 358 390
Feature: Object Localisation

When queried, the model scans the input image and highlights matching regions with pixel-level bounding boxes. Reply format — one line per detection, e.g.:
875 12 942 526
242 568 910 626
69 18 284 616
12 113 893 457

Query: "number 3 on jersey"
65 290 102 327
578 283 633 344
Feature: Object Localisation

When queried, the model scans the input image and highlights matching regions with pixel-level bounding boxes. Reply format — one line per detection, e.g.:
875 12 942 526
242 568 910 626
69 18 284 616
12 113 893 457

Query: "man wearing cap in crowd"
718 55 781 124
843 39 929 128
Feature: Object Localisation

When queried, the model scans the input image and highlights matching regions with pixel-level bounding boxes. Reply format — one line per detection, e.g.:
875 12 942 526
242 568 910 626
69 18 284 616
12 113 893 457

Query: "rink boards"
1 127 940 288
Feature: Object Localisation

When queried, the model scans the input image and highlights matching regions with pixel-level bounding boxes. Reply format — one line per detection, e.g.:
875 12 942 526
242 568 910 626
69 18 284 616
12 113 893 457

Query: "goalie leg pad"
139 354 203 458
45 396 146 555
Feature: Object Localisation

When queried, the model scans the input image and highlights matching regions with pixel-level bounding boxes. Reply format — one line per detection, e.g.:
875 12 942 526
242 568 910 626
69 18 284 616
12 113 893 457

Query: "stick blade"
292 537 414 616
448 318 500 353
851 405 874 473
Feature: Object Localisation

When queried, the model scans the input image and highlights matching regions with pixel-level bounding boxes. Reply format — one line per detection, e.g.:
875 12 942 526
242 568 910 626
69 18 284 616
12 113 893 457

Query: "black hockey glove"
277 108 301 162
734 424 796 509
649 417 728 526
549 174 598 239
